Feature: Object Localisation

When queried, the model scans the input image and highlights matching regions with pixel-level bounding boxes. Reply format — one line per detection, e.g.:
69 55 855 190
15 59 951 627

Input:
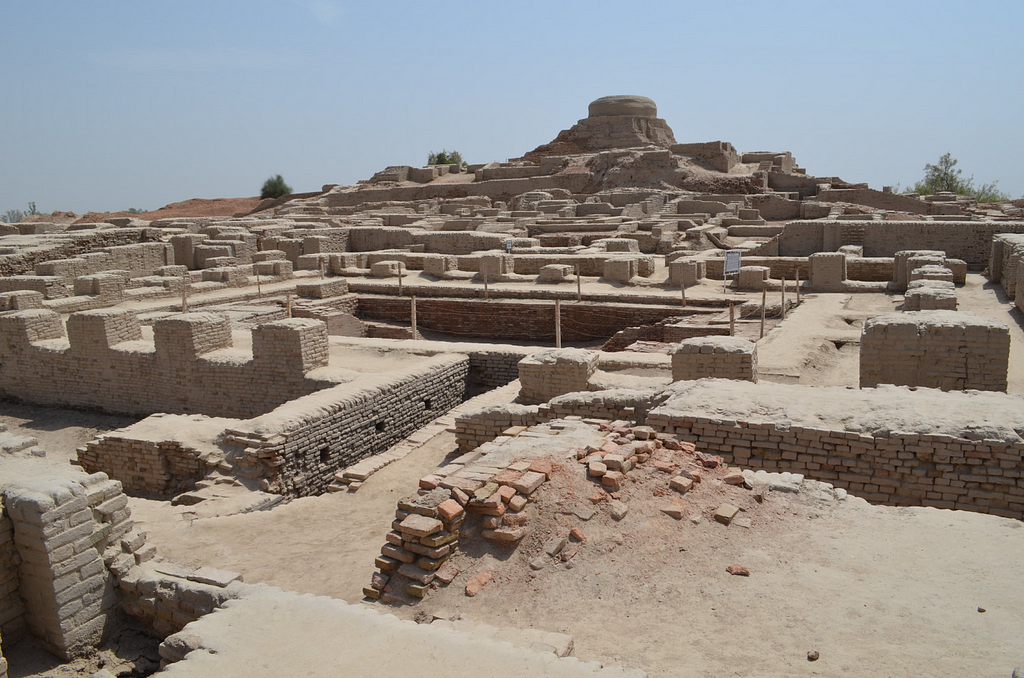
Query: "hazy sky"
2 1 1021 214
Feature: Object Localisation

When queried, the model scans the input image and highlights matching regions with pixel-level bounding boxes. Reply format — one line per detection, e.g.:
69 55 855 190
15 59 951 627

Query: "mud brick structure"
0 275 70 299
671 337 757 382
0 471 149 658
989 234 1024 304
809 252 847 291
903 280 958 311
537 264 574 283
295 279 348 298
0 310 335 419
646 380 1024 519
668 259 705 286
0 291 43 311
859 311 1009 391
518 349 600 404
736 266 769 290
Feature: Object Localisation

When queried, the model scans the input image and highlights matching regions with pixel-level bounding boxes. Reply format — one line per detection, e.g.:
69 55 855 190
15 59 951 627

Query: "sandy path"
755 292 896 386
130 430 461 605
956 273 1024 395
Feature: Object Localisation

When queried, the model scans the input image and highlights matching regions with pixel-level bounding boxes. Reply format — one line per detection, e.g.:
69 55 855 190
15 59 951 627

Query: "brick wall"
647 404 1024 520
777 220 1024 265
861 221 1024 265
0 472 149 659
518 349 599 404
0 228 162 278
703 255 892 282
224 355 471 497
671 337 756 381
78 437 210 497
0 310 334 419
356 296 688 343
118 565 245 639
860 311 1009 391
0 503 25 649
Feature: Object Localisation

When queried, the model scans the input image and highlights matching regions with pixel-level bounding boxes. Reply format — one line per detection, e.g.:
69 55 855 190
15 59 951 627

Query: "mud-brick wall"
78 439 207 497
118 565 246 639
227 355 471 497
862 221 1024 265
356 296 686 343
455 404 547 453
0 228 164 277
0 309 332 419
454 388 658 453
0 503 26 647
468 351 529 388
702 255 893 282
0 472 150 659
860 312 1010 392
645 413 1024 520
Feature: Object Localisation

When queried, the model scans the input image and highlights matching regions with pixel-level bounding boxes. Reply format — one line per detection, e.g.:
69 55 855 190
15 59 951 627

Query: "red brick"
437 499 464 522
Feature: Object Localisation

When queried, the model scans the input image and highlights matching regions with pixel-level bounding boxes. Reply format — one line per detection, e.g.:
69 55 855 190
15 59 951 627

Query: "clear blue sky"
2 1 1021 214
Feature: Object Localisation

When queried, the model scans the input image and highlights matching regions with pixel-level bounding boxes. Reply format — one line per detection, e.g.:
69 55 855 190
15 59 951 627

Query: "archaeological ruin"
1 94 1023 677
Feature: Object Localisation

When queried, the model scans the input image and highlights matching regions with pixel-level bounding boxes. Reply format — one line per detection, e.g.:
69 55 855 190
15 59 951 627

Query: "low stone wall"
671 337 756 382
903 282 957 311
645 380 1024 519
78 415 234 497
454 404 547 453
860 311 1009 391
119 563 245 639
0 309 337 419
989 234 1024 304
454 388 661 453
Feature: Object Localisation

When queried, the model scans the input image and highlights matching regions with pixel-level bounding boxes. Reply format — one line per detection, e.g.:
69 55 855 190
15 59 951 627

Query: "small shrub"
911 153 1010 203
2 201 37 224
427 150 465 166
260 175 293 200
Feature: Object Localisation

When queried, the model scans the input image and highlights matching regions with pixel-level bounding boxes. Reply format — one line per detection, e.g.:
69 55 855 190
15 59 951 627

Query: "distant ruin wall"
356 296 685 343
0 309 332 419
702 256 893 282
325 174 591 207
815 189 957 215
779 220 1024 265
0 228 163 278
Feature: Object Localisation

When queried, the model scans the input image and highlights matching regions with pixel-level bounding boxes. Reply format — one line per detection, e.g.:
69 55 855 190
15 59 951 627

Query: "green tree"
125 207 146 215
427 150 465 166
260 174 293 199
2 201 37 223
912 153 1010 203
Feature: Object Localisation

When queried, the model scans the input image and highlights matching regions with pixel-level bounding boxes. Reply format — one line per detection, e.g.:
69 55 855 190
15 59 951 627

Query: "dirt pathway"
956 273 1024 395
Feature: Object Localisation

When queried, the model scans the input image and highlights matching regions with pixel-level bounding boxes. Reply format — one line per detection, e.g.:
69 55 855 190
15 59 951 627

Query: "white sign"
723 250 742 275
